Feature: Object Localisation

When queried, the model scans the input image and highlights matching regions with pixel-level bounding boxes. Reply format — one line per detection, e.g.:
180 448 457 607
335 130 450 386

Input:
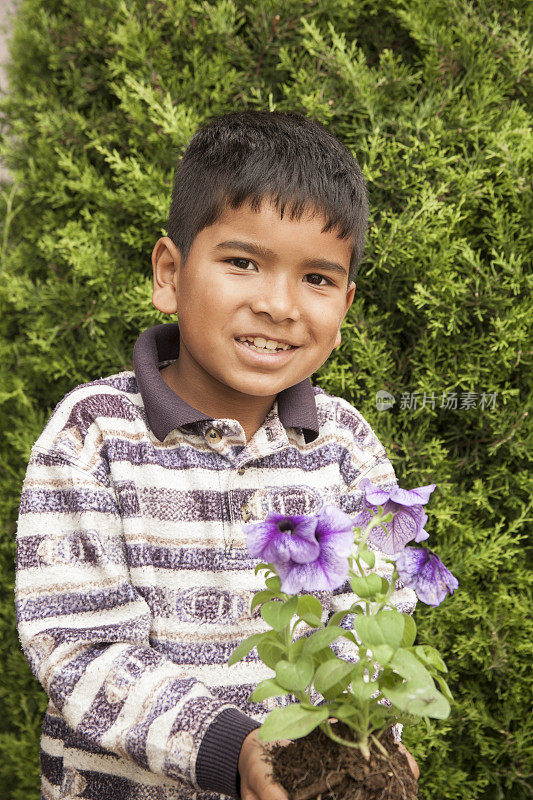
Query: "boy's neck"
160 361 277 444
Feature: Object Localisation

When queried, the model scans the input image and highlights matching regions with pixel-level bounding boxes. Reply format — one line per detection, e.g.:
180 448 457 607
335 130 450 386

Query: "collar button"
207 427 222 443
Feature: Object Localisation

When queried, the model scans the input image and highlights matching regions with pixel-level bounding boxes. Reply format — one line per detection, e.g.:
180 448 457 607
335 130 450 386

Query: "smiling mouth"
234 339 299 362
235 337 297 353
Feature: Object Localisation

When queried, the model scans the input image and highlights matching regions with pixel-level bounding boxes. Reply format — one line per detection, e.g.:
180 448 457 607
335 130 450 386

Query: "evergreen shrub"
0 1 531 798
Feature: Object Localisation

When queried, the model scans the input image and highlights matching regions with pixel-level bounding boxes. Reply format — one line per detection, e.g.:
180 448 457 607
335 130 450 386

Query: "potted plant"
229 480 459 800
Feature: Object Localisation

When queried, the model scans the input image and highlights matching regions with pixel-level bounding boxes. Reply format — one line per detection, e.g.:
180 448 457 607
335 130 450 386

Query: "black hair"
166 110 369 283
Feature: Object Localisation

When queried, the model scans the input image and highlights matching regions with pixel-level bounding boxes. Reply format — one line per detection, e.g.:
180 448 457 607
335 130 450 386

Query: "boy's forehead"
200 198 352 265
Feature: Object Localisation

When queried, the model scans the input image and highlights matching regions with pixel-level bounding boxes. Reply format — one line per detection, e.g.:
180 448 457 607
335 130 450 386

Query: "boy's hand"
238 729 291 800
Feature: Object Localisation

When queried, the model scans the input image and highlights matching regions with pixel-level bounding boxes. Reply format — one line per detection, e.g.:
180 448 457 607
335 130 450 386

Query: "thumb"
261 779 290 800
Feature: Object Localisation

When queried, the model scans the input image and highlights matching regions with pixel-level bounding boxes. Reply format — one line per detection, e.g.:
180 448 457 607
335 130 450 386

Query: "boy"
15 110 418 800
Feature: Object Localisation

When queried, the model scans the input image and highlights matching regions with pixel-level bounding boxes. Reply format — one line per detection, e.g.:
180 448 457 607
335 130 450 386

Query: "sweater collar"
132 323 319 444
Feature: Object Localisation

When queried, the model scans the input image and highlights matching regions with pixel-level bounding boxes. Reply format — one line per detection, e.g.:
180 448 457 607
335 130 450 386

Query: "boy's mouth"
235 336 297 353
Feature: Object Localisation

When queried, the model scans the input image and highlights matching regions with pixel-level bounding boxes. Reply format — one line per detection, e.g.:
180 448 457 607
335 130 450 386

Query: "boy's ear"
345 280 356 311
333 281 356 349
152 237 182 315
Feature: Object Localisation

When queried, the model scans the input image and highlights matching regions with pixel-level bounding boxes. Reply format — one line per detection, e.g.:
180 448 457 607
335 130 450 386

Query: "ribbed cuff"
196 708 261 798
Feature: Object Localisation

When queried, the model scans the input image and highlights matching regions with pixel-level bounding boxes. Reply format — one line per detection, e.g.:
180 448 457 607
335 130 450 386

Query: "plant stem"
370 733 389 758
320 720 368 753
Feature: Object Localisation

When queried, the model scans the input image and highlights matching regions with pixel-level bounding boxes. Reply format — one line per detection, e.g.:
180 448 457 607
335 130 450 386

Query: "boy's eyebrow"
214 239 348 277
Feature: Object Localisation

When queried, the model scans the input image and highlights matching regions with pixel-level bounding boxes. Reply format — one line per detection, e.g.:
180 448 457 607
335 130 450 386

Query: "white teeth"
237 336 292 351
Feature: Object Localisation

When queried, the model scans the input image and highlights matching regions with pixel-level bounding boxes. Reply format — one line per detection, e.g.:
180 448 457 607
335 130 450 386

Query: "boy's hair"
166 110 369 284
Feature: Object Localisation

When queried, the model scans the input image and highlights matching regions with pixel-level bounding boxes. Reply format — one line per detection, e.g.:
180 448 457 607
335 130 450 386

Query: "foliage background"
0 0 531 798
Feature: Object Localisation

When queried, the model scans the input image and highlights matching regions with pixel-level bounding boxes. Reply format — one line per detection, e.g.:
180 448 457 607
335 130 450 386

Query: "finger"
250 755 290 800
397 743 420 780
241 790 260 800
406 752 420 781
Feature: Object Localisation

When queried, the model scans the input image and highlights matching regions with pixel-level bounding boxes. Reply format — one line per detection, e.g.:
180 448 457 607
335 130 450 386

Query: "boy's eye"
305 273 333 287
225 258 333 287
226 258 256 270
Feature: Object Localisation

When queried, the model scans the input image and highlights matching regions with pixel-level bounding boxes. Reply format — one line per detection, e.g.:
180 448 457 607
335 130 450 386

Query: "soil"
264 723 418 800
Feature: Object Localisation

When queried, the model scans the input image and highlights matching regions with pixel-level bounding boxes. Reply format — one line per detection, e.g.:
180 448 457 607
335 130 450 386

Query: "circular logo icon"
375 390 395 411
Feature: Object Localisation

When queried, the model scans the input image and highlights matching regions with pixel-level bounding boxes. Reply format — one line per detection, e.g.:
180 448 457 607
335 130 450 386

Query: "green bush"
0 1 531 798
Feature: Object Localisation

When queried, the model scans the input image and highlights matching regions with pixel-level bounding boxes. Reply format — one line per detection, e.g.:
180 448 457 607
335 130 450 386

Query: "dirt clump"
265 722 417 800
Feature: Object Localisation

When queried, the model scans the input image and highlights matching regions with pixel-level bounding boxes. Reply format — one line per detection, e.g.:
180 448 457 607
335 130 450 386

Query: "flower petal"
396 547 459 606
351 507 375 529
315 505 354 557
245 514 319 564
368 504 427 554
414 527 430 543
275 560 300 593
359 479 392 507
277 553 349 593
245 519 284 560
389 484 436 507
394 546 429 585
286 517 321 563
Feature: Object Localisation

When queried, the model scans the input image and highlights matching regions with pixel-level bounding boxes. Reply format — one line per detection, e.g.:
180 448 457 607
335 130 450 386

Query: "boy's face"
152 198 355 418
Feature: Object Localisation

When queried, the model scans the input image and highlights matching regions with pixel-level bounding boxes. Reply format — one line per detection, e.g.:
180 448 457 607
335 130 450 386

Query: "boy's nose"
249 276 301 322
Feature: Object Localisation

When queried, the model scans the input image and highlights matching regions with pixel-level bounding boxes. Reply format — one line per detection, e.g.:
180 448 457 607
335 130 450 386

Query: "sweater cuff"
196 708 261 798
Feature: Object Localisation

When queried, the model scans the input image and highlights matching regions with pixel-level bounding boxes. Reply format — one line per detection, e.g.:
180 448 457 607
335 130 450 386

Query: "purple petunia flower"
274 506 354 593
394 546 459 606
245 513 320 565
352 479 436 555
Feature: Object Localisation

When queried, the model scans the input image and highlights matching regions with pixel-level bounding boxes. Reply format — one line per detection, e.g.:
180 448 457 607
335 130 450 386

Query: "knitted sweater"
15 323 416 800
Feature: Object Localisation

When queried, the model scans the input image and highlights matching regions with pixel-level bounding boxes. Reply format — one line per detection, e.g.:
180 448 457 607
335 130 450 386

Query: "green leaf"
276 657 314 692
400 614 417 647
332 703 359 722
255 562 273 576
249 678 290 703
381 649 451 719
360 549 375 569
302 625 345 655
372 644 394 666
261 595 298 631
312 646 337 667
434 673 454 704
389 649 435 684
382 677 451 719
297 595 323 627
257 704 329 741
350 573 383 598
257 634 286 669
381 667 403 690
288 637 306 663
265 575 282 592
313 658 354 698
228 632 265 666
350 675 376 704
412 645 448 673
250 590 277 613
353 609 405 650
328 610 350 626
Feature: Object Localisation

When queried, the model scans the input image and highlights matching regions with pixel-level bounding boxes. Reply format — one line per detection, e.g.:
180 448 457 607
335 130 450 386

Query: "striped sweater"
15 323 416 800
